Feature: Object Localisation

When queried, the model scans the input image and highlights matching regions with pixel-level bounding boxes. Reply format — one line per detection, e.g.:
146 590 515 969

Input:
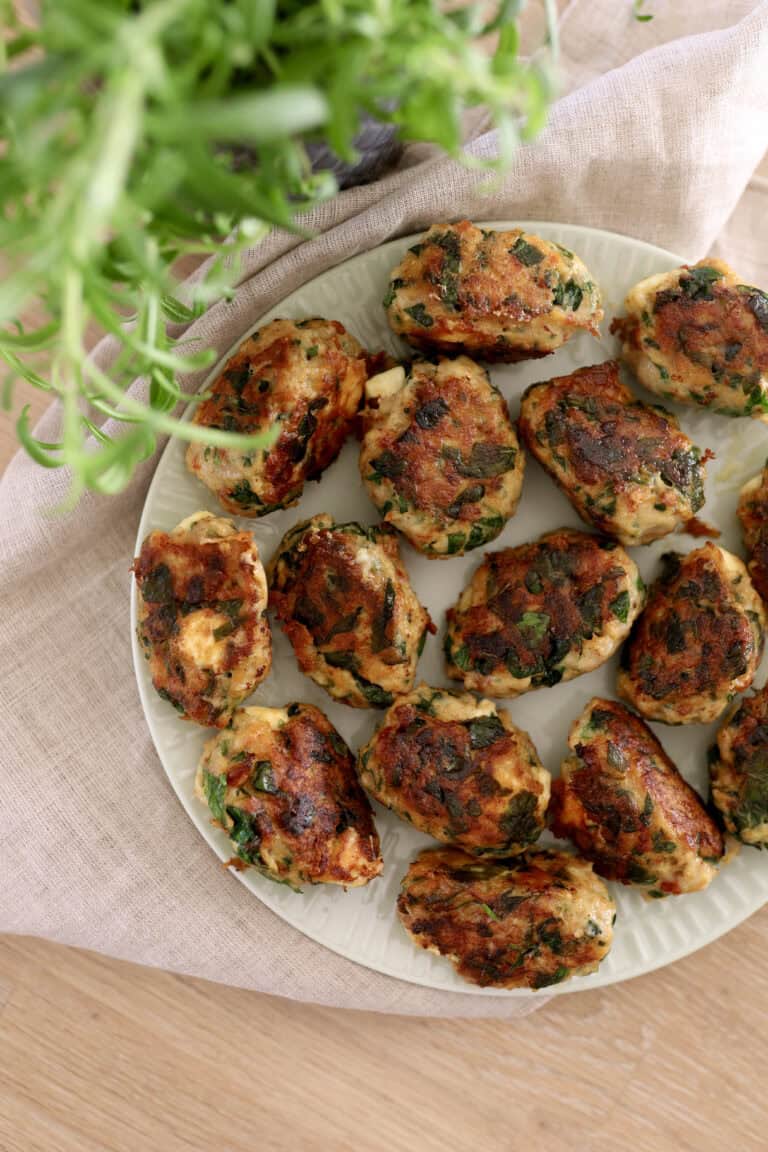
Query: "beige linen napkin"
2 0 767 1018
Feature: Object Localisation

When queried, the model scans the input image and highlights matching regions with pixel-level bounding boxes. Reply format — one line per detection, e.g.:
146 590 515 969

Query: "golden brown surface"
618 543 765 724
518 360 711 545
186 317 368 515
134 511 271 727
611 259 768 419
445 528 643 696
397 847 614 989
359 356 524 556
738 463 768 600
384 220 602 361
551 698 723 894
359 685 549 855
195 703 381 887
710 685 768 846
269 514 432 707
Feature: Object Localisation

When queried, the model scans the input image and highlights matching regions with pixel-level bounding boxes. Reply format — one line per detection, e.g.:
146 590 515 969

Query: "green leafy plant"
0 0 556 499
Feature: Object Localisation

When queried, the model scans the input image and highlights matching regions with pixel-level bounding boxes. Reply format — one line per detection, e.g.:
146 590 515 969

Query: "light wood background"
3 377 768 1152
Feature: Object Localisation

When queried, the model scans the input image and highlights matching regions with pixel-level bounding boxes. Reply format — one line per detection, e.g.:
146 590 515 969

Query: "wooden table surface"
3 390 768 1152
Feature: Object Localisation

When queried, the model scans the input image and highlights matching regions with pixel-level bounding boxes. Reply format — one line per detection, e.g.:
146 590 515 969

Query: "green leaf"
203 769 227 823
552 279 584 310
499 791 541 846
447 442 517 478
466 715 506 750
609 591 630 623
404 303 434 328
151 87 329 145
517 611 550 641
510 236 544 266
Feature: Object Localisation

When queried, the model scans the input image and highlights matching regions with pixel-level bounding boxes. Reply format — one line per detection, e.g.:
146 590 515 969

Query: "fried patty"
551 697 723 894
444 528 644 697
195 703 382 888
397 846 614 990
738 463 768 601
358 684 549 855
359 356 524 557
186 318 368 515
384 221 602 362
518 360 711 546
268 514 432 708
710 685 768 846
617 544 765 724
134 511 271 727
611 260 768 419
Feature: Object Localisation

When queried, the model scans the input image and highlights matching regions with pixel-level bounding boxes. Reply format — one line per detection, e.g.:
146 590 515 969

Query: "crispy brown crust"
385 221 601 362
647 282 767 397
518 360 708 543
187 318 367 514
550 698 723 893
738 465 768 601
710 685 768 842
618 544 764 724
445 529 638 695
269 517 431 708
134 519 270 727
199 704 382 887
360 692 548 854
360 356 522 555
397 846 614 989
611 263 768 417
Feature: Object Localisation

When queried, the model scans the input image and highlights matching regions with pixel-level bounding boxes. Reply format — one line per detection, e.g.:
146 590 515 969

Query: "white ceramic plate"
132 222 768 996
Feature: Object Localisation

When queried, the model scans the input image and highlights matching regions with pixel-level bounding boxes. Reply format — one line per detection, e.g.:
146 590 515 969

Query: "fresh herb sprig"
0 0 555 499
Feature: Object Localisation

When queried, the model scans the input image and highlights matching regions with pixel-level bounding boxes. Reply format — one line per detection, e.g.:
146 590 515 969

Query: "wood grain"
1 916 768 1152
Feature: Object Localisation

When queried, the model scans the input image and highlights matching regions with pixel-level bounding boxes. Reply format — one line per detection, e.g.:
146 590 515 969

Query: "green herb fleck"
510 236 544 266
203 769 227 823
404 303 434 328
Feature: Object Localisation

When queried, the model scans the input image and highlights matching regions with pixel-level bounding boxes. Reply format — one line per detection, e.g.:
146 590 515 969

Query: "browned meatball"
186 318 368 515
617 544 765 724
359 356 524 556
268 514 432 708
738 463 768 601
551 698 724 895
611 260 768 419
710 685 768 846
444 529 644 697
195 703 382 889
384 221 602 362
134 511 271 727
397 847 615 990
358 684 549 855
518 360 711 546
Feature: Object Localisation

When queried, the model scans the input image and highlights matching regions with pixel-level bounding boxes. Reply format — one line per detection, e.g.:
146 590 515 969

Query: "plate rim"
130 219 765 997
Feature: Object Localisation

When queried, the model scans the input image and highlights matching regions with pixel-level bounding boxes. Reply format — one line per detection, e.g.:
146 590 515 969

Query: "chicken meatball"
268 515 432 708
611 260 768 419
618 544 765 725
134 511 271 727
444 529 644 697
710 685 768 846
186 318 368 515
738 463 768 601
551 698 723 895
384 221 602 363
195 703 382 888
518 360 711 546
397 846 614 989
359 356 524 557
358 684 549 855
